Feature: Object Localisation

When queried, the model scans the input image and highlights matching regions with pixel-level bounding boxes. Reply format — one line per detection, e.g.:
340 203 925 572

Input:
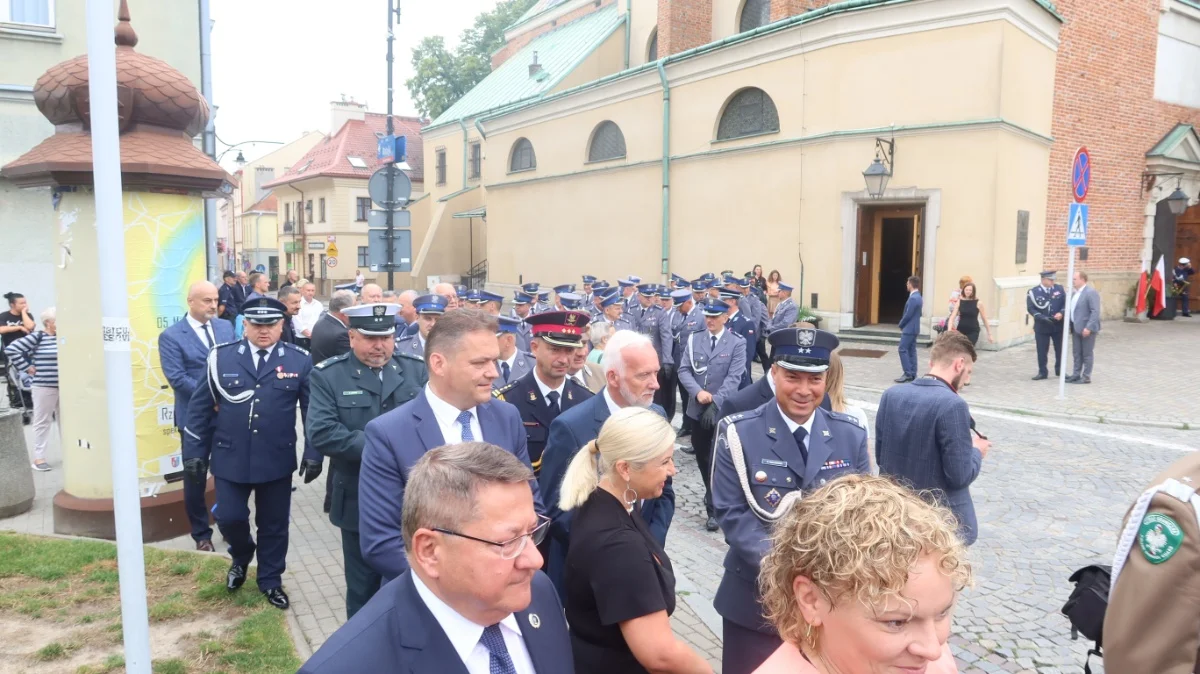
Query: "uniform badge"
1138 513 1183 564
277 370 285 379
767 427 776 435
754 470 767 483
822 429 831 437
567 389 573 401
529 391 538 402
764 488 782 509
528 614 541 629
797 329 815 347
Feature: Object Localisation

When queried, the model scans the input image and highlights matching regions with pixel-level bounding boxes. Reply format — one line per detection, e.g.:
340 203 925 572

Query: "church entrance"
853 205 924 327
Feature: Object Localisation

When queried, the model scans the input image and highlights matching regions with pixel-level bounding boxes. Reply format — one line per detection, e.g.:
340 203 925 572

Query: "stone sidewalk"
837 317 1200 428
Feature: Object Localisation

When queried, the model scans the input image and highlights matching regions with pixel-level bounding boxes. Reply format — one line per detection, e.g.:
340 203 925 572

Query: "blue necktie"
456 410 475 442
255 349 270 377
502 361 511 384
792 427 809 464
547 390 560 412
479 624 517 674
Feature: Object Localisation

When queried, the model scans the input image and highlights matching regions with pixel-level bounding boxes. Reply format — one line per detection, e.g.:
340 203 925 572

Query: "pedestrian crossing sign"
1067 203 1088 246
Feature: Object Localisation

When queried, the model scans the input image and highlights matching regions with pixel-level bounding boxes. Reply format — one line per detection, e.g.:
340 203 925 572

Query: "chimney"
657 0 712 57
528 51 543 78
330 97 368 136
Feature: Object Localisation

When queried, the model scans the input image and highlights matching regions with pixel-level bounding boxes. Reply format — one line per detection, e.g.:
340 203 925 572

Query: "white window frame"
0 0 56 29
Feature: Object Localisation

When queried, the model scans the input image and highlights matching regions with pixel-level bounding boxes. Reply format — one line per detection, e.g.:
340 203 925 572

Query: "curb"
287 610 314 662
846 384 1196 430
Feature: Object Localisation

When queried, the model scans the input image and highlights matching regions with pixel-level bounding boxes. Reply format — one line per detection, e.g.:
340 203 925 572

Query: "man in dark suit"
217 271 242 321
720 288 757 388
157 280 235 551
895 275 924 383
277 285 301 345
359 310 543 583
493 311 593 475
300 444 572 674
876 331 990 545
537 330 675 599
1067 270 1101 384
310 290 356 365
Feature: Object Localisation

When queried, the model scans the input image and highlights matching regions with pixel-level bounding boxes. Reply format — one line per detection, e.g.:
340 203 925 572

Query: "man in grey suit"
876 331 991 545
1067 270 1101 384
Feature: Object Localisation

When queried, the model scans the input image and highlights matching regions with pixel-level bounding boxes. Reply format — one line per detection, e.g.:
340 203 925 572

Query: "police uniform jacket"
672 308 704 368
494 371 592 473
727 311 758 385
515 321 533 353
394 333 426 361
712 403 869 632
1105 452 1200 674
677 329 747 420
767 298 798 335
218 282 243 321
182 340 313 484
494 351 534 389
1026 283 1066 334
654 308 678 368
739 294 764 331
600 316 634 333
306 351 427 532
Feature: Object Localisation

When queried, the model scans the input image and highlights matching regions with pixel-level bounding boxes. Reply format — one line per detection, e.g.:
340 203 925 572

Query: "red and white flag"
1135 259 1149 315
1150 255 1168 316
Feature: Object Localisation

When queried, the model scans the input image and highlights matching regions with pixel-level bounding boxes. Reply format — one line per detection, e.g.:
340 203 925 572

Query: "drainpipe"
285 184 306 280
657 60 671 280
475 118 487 140
459 119 469 189
624 0 631 69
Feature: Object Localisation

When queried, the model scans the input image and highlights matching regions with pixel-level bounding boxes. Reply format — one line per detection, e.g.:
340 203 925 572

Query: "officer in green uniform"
305 303 427 617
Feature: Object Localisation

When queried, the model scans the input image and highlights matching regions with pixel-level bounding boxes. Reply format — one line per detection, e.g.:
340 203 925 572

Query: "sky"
209 0 502 169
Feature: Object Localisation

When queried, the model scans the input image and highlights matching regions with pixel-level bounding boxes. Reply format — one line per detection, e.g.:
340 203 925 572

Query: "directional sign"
326 256 338 268
1072 147 1090 203
254 264 266 273
367 209 411 230
1067 203 1088 246
368 229 413 271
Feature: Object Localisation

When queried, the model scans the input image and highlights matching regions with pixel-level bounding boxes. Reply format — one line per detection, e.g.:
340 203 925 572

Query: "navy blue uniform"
727 310 758 388
494 371 593 474
183 339 314 591
1026 282 1066 377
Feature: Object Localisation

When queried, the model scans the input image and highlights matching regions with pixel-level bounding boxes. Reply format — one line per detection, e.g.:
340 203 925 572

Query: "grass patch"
216 609 300 674
153 658 188 674
148 591 195 621
34 641 71 660
77 654 125 674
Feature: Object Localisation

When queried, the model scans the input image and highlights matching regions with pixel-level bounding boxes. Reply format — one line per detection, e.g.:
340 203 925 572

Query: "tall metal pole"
86 0 152 670
199 0 219 281
1058 247 1075 399
385 0 396 290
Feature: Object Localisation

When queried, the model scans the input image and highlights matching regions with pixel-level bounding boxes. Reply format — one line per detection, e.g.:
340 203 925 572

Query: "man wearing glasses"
300 443 569 673
359 310 544 583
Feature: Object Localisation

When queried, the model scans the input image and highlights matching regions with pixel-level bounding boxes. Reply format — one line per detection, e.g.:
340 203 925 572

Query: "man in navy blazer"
360 310 543 583
302 444 572 674
895 275 924 383
876 331 990 545
157 280 234 551
537 330 675 598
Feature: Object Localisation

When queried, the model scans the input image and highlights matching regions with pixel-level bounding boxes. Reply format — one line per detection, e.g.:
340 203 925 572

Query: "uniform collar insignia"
822 429 830 437
767 427 776 435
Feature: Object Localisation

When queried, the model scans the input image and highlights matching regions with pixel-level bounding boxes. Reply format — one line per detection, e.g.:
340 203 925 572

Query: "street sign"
326 256 338 268
368 165 412 206
254 264 265 273
367 208 411 229
377 135 407 164
327 243 339 257
1068 203 1088 246
1072 147 1090 203
368 229 413 271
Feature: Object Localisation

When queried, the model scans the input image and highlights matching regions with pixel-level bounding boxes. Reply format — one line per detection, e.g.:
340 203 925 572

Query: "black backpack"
1061 564 1111 674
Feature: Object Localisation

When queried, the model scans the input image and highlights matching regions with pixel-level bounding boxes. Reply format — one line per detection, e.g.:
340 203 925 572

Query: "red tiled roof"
264 113 426 189
247 193 277 213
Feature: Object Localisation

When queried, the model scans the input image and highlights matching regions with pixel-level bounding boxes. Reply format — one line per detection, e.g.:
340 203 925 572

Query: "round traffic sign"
326 256 338 268
254 264 266 273
1072 147 1090 203
368 165 412 206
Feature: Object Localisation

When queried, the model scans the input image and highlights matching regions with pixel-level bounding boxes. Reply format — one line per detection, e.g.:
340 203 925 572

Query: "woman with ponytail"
559 406 713 674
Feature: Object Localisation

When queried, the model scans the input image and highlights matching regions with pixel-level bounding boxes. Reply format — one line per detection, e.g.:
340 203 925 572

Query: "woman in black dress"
559 407 713 674
948 282 993 345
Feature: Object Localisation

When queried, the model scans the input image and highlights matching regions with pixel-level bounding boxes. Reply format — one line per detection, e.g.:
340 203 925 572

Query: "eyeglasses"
433 515 550 560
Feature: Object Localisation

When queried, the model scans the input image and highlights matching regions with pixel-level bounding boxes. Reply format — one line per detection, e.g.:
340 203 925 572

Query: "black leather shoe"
893 375 914 383
1032 373 1048 381
676 428 691 439
1065 375 1080 383
680 444 695 455
226 564 247 591
1079 377 1091 384
705 516 719 532
195 539 215 553
262 587 290 610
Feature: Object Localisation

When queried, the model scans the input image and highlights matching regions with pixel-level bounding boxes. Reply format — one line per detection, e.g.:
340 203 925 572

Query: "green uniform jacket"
306 351 427 531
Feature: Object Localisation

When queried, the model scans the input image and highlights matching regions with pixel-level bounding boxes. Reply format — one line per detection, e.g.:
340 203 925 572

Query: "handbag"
1061 564 1110 674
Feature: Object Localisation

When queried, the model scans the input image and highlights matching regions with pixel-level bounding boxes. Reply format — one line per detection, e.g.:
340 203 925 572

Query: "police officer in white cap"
1175 257 1195 317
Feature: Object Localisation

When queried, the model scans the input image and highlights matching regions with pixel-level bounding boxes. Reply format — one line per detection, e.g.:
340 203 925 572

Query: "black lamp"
863 138 894 198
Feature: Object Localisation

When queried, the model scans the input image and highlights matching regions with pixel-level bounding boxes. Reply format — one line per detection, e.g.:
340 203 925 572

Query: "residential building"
264 100 427 292
418 0 1200 346
0 0 202 313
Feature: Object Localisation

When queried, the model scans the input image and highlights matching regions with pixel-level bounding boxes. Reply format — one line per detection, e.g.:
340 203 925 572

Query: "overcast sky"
210 0 500 169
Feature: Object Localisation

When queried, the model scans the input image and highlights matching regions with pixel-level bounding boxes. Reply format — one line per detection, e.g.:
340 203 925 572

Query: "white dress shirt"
250 341 278 370
294 297 324 335
411 573 535 674
425 384 483 443
186 314 216 348
707 328 726 345
776 403 815 451
1069 283 1086 316
532 372 565 409
602 387 623 415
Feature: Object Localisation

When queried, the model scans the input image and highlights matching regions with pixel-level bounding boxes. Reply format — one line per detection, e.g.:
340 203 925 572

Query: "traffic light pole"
385 0 396 290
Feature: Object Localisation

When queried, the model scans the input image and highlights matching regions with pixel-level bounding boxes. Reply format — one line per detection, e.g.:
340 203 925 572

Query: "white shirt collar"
729 310 740 320
185 314 209 329
602 387 623 416
533 371 565 401
499 351 518 369
910 289 919 296
766 369 776 394
708 328 725 343
425 383 475 425
776 403 816 437
411 573 523 668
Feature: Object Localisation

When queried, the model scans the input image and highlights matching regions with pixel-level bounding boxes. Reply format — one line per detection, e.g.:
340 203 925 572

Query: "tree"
406 0 539 119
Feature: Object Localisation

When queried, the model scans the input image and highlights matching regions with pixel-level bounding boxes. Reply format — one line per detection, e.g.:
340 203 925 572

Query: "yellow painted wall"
629 0 657 66
550 29 627 95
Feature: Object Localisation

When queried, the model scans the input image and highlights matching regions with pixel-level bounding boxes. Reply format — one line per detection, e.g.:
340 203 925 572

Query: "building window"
296 201 304 228
3 0 53 27
436 149 447 185
587 121 627 162
509 138 536 173
469 142 482 180
358 246 368 267
648 28 658 61
305 200 313 224
716 87 779 141
738 0 770 33
1015 210 1029 265
319 197 326 222
285 202 291 223
356 197 371 222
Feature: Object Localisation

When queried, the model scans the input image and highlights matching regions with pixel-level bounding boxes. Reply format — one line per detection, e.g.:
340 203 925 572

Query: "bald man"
432 282 459 310
158 280 236 551
361 283 384 304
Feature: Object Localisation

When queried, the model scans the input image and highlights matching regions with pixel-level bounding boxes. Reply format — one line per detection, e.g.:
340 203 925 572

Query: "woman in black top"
559 407 713 674
948 282 993 345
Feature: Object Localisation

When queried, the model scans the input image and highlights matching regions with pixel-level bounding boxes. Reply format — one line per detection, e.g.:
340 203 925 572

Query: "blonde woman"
824 353 873 473
559 407 712 674
754 475 972 674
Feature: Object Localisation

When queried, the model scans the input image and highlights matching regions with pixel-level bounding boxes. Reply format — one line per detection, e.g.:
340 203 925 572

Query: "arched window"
509 138 536 172
648 28 658 61
716 87 780 140
739 0 770 33
587 121 627 162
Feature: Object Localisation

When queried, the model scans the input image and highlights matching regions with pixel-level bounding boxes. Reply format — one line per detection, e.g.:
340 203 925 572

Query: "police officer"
711 327 870 674
494 315 533 388
651 287 676 413
1026 270 1066 380
677 280 709 442
721 288 758 388
581 275 596 306
305 303 427 618
596 289 633 331
678 297 747 532
510 292 536 351
587 282 609 321
1104 452 1200 673
493 310 593 475
1174 257 1194 317
534 289 553 315
394 294 447 360
617 277 638 312
182 297 316 610
766 283 798 335
552 284 575 310
629 283 662 336
663 288 696 427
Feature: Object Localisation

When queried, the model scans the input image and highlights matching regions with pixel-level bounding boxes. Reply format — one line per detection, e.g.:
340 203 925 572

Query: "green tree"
406 0 539 119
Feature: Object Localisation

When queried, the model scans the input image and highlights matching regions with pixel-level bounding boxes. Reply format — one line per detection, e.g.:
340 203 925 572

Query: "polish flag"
1135 259 1149 315
1150 256 1168 316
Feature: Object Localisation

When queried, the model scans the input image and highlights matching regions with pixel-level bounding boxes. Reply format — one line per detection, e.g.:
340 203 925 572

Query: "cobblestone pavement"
837 317 1200 427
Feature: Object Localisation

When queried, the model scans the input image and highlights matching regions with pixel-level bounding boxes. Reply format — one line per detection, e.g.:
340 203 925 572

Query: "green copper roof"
1147 124 1197 158
429 5 623 130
